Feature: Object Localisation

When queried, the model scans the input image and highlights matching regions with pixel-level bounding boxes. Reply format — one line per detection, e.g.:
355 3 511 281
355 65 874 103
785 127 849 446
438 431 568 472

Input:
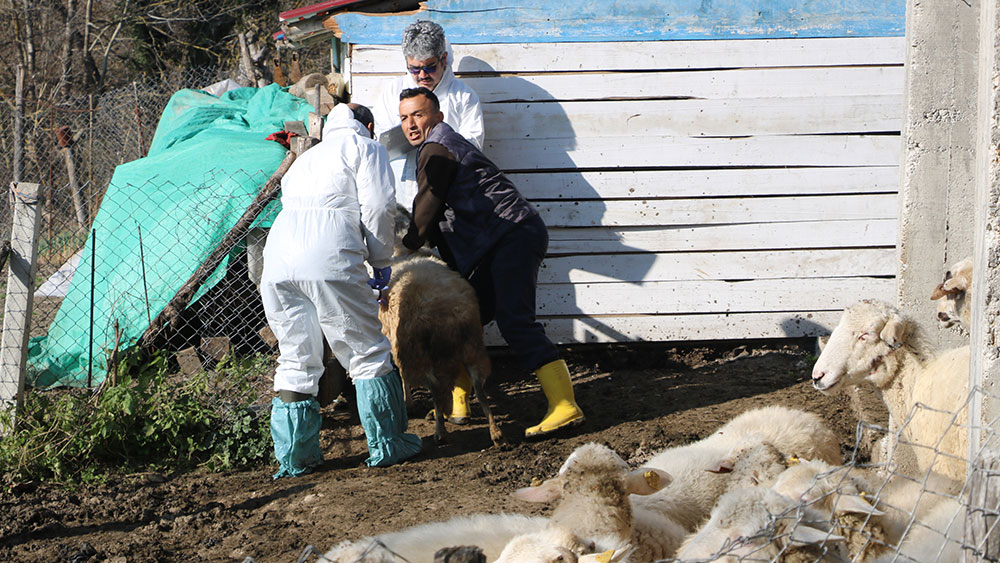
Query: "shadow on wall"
459 55 657 347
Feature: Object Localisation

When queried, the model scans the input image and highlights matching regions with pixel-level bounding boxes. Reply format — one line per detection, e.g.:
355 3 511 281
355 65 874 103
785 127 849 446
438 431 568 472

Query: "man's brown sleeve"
402 142 458 250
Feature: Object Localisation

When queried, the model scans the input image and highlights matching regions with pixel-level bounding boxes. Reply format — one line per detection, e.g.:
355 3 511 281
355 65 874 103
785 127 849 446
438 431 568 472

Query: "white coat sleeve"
372 77 402 139
456 89 485 149
358 142 397 269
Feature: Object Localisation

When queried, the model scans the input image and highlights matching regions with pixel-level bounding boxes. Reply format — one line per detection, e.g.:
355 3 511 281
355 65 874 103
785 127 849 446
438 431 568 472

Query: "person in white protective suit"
371 20 484 212
260 103 422 477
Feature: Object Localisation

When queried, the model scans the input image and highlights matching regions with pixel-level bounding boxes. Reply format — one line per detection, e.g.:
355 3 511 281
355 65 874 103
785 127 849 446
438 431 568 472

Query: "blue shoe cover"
270 397 323 478
355 371 423 467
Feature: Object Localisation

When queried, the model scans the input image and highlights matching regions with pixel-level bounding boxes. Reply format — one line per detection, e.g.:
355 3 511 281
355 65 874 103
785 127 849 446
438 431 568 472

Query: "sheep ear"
706 457 735 474
835 494 885 516
790 526 846 545
930 282 952 300
942 274 970 293
626 468 672 495
513 478 563 503
879 314 907 349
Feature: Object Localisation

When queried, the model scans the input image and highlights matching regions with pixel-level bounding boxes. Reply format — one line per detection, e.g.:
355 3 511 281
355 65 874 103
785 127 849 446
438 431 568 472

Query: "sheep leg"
468 364 504 447
431 373 450 445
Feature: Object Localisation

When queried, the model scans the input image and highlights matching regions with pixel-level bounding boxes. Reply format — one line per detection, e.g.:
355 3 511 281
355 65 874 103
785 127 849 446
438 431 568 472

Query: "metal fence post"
0 183 43 431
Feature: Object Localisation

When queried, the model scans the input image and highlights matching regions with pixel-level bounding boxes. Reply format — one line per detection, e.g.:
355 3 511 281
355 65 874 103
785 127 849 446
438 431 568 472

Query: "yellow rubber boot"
525 359 585 438
448 369 473 425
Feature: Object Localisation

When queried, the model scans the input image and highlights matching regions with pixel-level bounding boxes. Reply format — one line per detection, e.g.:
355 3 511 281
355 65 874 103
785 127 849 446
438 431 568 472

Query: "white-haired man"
372 20 484 210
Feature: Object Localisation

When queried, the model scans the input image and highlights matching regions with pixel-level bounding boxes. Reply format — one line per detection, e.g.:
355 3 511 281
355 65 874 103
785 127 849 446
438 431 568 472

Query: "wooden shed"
282 0 906 344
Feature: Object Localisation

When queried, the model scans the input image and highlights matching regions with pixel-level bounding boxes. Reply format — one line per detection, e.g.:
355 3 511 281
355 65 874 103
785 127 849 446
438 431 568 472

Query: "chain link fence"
0 67 289 389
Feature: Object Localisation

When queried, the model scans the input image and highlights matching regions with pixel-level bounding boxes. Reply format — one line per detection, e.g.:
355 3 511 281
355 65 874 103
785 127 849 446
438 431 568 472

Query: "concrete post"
0 183 43 432
897 0 981 349
969 0 1000 458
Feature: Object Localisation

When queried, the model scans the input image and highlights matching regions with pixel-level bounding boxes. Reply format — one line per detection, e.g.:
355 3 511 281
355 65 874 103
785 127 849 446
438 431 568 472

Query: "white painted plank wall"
348 37 903 344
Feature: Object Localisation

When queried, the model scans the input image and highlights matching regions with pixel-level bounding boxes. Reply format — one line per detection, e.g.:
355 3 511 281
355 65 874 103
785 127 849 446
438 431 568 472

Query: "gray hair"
401 20 446 60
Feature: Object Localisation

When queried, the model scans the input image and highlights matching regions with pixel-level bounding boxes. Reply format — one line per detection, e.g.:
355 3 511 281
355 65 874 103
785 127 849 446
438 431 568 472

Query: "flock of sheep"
335 244 977 562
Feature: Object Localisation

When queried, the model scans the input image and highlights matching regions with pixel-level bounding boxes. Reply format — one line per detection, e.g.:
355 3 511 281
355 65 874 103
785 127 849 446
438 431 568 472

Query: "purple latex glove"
368 266 391 291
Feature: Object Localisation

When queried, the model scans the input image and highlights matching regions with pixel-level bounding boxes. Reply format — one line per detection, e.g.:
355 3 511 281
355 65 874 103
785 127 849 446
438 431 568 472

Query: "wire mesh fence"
0 67 291 388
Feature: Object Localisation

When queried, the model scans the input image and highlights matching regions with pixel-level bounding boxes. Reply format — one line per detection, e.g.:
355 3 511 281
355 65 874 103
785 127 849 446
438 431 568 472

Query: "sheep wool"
378 252 502 446
812 299 970 480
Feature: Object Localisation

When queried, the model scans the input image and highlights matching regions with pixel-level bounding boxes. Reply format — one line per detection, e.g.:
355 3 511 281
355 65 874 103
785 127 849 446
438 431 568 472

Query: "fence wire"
0 67 289 393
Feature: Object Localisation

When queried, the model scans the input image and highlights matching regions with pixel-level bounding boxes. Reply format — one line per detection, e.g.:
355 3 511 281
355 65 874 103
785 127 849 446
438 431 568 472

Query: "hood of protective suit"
322 103 371 139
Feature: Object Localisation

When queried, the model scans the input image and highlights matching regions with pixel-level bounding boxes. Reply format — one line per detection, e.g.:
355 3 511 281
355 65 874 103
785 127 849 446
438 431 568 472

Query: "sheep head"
771 460 884 518
931 256 972 332
677 487 847 562
811 300 915 394
514 443 672 505
495 526 624 563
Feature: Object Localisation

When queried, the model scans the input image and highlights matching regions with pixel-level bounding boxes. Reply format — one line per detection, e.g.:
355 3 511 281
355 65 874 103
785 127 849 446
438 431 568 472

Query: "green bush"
0 352 273 484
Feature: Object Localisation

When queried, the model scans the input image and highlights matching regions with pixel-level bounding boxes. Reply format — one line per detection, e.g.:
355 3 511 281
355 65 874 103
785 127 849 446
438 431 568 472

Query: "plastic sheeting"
28 84 313 388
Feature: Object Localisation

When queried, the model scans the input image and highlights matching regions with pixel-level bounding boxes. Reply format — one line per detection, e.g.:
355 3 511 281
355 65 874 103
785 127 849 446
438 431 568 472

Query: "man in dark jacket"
398 87 585 438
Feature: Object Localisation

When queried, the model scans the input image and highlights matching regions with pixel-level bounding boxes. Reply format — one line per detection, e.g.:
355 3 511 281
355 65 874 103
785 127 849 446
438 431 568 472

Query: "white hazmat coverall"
261 104 396 394
371 43 484 211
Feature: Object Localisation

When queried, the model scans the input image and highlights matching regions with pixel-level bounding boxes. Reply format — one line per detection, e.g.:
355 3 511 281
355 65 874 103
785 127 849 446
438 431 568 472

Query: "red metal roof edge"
279 0 370 23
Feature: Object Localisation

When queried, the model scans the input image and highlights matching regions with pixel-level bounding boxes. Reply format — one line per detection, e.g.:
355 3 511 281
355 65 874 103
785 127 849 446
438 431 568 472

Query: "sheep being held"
378 251 502 446
811 299 970 481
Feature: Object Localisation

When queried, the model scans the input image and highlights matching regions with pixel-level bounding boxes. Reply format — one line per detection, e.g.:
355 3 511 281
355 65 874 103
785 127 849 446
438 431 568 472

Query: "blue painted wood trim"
332 0 905 44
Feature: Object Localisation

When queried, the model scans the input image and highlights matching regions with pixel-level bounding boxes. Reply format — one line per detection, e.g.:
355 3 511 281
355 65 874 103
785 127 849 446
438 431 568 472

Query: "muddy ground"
0 339 886 562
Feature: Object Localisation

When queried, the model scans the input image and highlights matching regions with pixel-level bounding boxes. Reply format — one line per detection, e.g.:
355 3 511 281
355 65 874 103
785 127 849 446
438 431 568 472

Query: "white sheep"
323 513 549 562
676 486 849 562
637 406 842 531
494 526 621 563
771 458 964 562
378 251 502 447
930 256 972 333
811 299 971 481
507 442 682 562
771 459 896 560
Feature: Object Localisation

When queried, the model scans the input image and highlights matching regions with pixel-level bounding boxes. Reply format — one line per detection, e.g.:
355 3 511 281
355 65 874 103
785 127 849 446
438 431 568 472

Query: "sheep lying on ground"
378 250 502 447
637 406 841 531
324 513 548 562
930 256 972 333
505 442 681 562
494 526 620 563
771 459 894 561
772 458 964 562
676 486 849 562
811 299 971 481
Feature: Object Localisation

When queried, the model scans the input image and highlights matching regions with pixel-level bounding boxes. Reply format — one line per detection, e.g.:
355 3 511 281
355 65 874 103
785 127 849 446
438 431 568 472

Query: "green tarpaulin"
28 84 313 388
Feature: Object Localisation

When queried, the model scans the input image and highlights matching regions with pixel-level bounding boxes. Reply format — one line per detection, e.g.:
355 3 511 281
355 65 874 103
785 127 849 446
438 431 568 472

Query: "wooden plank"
535 194 897 228
351 66 905 104
484 310 846 345
479 96 901 140
350 38 905 74
486 135 900 170
1 183 42 426
546 219 898 254
538 249 897 284
332 2 905 45
510 167 899 200
533 277 896 316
